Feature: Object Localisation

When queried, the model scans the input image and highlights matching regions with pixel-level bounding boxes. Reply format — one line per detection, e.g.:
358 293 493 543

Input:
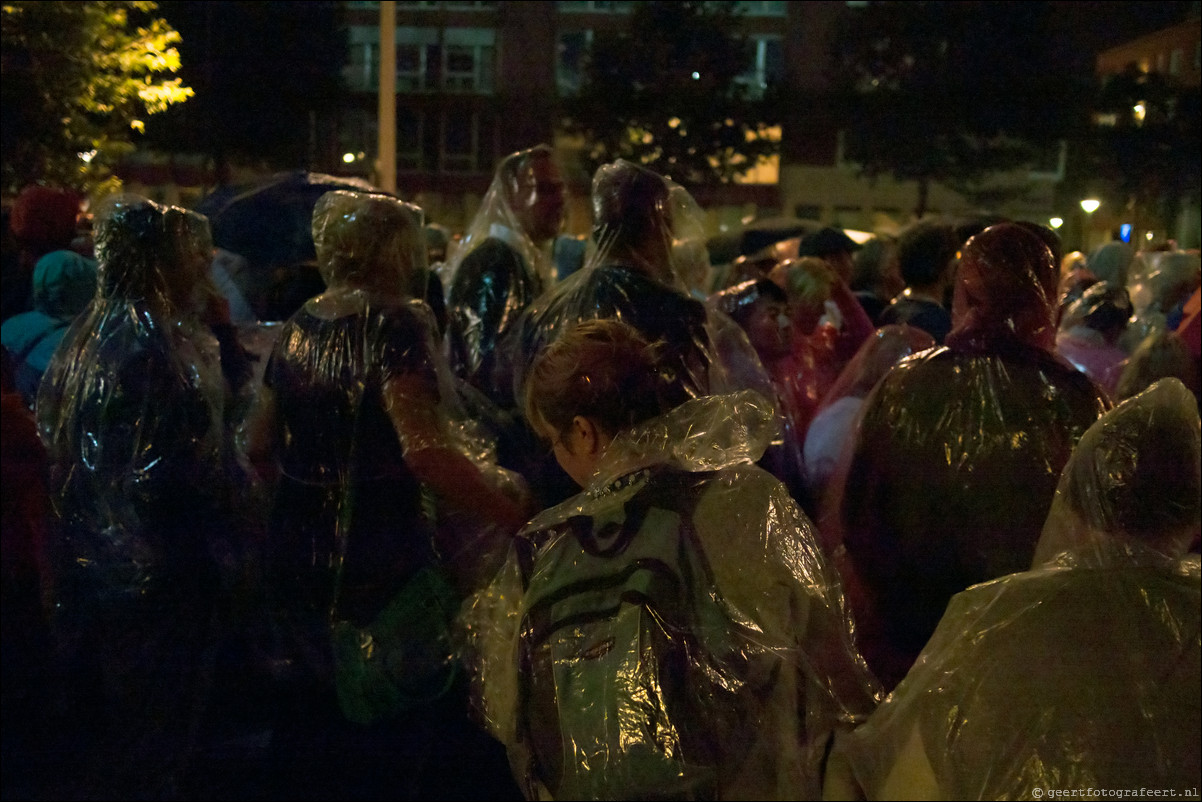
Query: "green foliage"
562 1 780 186
1 1 193 196
830 1 1080 217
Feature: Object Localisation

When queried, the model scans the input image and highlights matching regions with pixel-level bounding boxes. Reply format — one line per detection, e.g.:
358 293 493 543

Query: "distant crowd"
2 145 1199 801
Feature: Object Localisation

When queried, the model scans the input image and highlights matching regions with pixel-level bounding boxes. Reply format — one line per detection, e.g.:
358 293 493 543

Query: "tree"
1 1 193 196
1084 64 1201 239
830 1 1084 218
562 1 780 186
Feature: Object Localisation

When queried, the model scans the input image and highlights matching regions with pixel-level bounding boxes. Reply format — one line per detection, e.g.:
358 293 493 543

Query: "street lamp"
1079 198 1101 251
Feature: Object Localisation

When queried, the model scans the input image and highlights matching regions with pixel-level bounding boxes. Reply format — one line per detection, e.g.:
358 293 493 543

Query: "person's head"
769 256 838 335
499 144 565 245
1115 329 1201 405
92 194 173 303
1045 377 1200 559
524 318 686 486
1060 281 1132 343
424 223 451 266
1015 221 1063 274
163 206 218 312
821 324 935 406
797 226 862 283
10 185 83 258
30 250 98 320
851 236 904 299
312 190 426 296
590 160 676 280
946 222 1058 352
1087 241 1134 289
896 221 959 293
711 278 792 360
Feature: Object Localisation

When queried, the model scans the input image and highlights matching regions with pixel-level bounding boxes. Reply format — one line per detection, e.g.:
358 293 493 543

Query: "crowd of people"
1 145 1199 801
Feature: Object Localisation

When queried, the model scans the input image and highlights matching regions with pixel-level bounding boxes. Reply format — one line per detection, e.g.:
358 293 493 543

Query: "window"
398 107 425 170
394 27 495 93
440 111 497 173
557 30 593 96
1027 140 1066 181
1170 48 1183 75
557 1 632 12
345 26 379 91
735 1 787 15
736 35 783 99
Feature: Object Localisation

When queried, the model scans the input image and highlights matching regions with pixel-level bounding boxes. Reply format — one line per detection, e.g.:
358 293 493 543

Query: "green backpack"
515 467 757 801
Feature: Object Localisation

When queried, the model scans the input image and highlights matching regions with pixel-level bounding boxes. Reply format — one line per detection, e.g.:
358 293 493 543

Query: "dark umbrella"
208 170 388 268
201 171 391 320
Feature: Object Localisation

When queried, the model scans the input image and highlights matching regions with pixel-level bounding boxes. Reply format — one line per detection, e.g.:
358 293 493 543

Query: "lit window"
735 35 783 99
1169 48 1183 75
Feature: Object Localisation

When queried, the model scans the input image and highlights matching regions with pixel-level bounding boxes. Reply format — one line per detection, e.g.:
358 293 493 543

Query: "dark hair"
897 221 958 289
711 278 787 328
524 318 684 441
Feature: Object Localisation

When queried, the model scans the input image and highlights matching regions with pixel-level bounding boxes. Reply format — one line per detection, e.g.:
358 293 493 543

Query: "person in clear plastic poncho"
507 159 766 417
35 195 238 797
245 190 531 641
826 377 1201 800
441 144 566 407
460 318 881 801
824 222 1111 692
242 189 532 796
1054 280 1133 399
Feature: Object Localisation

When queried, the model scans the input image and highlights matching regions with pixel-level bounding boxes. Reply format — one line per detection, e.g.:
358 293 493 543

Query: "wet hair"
897 221 958 289
524 318 686 442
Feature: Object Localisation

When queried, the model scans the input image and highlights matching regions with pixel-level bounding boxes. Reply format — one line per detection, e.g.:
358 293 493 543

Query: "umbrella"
201 171 391 320
706 216 823 265
206 170 388 268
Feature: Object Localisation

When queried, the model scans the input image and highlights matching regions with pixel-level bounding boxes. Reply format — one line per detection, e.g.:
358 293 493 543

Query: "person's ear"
570 415 602 456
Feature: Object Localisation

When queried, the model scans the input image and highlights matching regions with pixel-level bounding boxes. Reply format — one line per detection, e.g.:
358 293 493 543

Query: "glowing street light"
1049 217 1064 229
1080 198 1101 214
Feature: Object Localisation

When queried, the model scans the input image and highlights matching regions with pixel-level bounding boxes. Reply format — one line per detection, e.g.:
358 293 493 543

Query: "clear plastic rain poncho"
505 159 767 411
1122 249 1202 351
825 222 1111 691
440 145 563 406
257 190 530 693
828 377 1201 800
37 195 233 604
802 324 934 517
1054 280 1133 398
34 195 236 795
460 389 882 801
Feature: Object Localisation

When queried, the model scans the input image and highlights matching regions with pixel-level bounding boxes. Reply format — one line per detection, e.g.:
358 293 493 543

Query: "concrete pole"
377 1 397 193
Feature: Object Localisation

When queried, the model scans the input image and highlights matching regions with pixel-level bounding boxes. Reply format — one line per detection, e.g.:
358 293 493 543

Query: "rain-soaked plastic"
828 378 1201 800
34 194 239 794
460 390 882 800
802 324 934 518
254 190 530 677
505 160 767 411
1054 281 1133 398
440 145 563 405
1123 249 1202 351
825 222 1111 691
38 195 232 598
